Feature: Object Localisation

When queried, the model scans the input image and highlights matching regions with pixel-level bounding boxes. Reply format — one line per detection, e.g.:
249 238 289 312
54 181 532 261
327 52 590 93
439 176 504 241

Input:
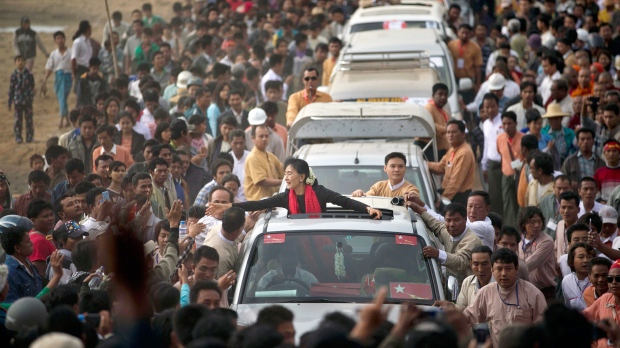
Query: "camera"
391 196 405 206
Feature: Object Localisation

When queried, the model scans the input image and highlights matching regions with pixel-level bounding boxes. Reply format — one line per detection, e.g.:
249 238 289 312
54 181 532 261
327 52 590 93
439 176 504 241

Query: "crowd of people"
5 0 620 347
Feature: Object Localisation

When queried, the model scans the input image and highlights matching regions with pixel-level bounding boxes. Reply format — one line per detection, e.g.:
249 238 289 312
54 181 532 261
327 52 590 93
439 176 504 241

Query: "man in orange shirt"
92 125 134 172
424 83 450 161
497 111 524 228
448 24 483 91
286 68 332 127
321 37 342 87
571 67 593 97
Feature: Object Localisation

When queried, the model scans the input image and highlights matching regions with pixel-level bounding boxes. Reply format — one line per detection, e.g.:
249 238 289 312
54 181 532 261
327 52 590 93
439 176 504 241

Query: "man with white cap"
164 70 191 102
464 73 509 115
588 205 620 260
244 108 286 162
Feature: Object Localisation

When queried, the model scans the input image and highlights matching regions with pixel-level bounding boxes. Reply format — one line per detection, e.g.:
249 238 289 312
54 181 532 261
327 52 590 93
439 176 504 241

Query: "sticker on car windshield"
389 282 432 299
395 235 417 246
264 233 286 244
401 97 429 106
383 20 406 30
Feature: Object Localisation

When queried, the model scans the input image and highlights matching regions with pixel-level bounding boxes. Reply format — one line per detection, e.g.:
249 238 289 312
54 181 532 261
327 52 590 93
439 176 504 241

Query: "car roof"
295 142 424 168
351 3 445 22
258 197 419 235
346 28 444 55
329 68 439 100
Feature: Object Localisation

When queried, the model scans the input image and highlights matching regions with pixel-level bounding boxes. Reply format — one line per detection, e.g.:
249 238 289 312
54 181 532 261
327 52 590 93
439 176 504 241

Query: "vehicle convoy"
325 28 468 120
231 196 453 341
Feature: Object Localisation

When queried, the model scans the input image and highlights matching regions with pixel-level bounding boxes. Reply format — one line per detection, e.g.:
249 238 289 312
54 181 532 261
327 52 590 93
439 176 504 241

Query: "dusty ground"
0 0 174 195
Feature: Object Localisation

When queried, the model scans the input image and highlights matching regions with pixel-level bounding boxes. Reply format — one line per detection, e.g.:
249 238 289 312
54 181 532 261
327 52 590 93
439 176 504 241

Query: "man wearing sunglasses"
286 68 332 128
584 259 620 348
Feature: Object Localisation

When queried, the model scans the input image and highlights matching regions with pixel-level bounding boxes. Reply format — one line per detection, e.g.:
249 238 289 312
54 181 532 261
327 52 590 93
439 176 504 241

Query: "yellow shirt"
427 142 476 199
286 90 333 126
322 57 337 86
244 147 284 201
366 180 419 198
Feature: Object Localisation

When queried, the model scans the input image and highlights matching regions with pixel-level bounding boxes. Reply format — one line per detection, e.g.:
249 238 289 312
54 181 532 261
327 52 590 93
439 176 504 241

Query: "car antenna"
354 151 359 164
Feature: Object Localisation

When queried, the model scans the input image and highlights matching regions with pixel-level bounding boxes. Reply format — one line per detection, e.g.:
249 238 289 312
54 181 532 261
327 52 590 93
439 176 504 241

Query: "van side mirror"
458 78 473 91
447 275 459 302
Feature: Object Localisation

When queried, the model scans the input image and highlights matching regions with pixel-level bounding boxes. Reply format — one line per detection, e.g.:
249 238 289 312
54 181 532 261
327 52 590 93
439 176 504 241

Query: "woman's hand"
167 200 183 228
178 264 190 285
368 207 382 220
205 202 232 217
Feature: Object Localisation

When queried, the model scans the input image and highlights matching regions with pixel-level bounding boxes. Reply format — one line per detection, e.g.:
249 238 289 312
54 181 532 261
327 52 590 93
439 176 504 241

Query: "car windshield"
310 166 430 206
350 21 440 33
240 231 436 304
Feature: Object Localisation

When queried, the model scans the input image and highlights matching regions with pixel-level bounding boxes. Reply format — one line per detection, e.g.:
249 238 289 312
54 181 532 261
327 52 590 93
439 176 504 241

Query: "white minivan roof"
346 28 444 55
287 102 436 155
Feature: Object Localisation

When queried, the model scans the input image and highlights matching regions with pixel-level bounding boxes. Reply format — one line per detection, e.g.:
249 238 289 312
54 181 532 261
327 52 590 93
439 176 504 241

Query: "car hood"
232 303 434 342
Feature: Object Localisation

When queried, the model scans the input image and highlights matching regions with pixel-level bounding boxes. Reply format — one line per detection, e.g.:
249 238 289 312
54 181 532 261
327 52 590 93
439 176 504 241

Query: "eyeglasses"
304 76 318 81
607 276 620 283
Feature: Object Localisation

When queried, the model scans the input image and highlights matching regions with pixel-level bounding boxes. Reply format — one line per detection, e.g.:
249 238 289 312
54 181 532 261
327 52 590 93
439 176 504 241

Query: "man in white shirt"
229 129 249 201
196 186 234 246
123 20 143 75
80 187 112 240
261 53 289 101
435 245 495 310
102 11 129 43
481 94 504 215
549 79 574 127
578 177 603 217
414 191 495 249
43 31 73 128
539 55 562 105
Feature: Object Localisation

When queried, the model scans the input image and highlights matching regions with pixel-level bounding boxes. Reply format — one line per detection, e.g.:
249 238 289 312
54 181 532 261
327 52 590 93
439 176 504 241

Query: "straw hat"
542 103 569 118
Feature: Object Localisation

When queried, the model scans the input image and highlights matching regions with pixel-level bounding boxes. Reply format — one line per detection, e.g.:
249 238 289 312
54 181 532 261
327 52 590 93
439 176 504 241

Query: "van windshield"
240 232 436 304
310 166 430 207
350 21 440 33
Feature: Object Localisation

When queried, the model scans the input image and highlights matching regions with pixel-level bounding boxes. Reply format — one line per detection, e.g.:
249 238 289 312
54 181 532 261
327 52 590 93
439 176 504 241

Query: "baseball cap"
187 76 203 88
5 297 48 331
171 117 195 133
248 108 267 125
577 29 589 43
488 73 506 91
176 71 192 89
53 220 89 242
144 240 158 255
599 206 618 225
21 16 30 23
0 215 33 234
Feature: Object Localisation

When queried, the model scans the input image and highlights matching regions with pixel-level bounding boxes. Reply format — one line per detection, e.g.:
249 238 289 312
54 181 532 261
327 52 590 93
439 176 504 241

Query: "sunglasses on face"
304 76 318 81
607 276 620 283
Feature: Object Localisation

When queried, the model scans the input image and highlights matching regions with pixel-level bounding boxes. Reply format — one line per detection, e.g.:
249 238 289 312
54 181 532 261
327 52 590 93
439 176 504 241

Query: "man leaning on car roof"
351 152 420 198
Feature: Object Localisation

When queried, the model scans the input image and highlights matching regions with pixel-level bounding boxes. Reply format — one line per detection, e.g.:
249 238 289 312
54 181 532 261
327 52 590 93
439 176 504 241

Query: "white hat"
176 71 192 89
488 73 506 91
599 206 618 225
248 108 267 125
577 29 589 43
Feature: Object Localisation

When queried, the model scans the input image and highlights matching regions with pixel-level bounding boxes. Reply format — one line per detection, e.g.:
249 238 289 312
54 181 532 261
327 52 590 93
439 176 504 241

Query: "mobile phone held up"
101 191 110 202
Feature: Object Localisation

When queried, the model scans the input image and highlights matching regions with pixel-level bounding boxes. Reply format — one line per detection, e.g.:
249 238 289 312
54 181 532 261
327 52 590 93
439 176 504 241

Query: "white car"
326 28 467 120
342 1 456 43
232 196 451 341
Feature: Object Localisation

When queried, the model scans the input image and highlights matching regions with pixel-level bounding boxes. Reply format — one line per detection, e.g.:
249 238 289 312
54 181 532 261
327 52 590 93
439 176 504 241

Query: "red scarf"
288 184 321 214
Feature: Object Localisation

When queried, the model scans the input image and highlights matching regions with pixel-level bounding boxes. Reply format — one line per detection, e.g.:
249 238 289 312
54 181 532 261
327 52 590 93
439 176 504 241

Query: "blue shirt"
5 254 42 303
174 179 185 205
51 180 71 204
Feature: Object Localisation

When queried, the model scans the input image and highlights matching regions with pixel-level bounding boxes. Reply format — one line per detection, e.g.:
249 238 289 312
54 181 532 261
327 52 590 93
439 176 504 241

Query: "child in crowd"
9 55 35 143
30 154 46 171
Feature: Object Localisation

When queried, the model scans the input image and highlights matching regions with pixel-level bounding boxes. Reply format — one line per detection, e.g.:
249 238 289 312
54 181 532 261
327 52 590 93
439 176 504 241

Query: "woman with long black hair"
71 20 92 93
206 158 382 218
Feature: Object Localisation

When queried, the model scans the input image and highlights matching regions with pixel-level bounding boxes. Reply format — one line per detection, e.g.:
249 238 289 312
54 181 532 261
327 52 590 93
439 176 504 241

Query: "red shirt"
29 231 56 262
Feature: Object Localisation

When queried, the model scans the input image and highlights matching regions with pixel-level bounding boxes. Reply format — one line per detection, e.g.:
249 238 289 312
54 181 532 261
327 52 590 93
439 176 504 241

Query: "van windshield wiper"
280 298 348 303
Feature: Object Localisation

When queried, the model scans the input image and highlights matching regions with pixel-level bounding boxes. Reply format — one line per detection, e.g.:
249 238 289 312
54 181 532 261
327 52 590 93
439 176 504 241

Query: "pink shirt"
29 231 56 263
518 232 557 289
583 293 620 348
463 279 547 348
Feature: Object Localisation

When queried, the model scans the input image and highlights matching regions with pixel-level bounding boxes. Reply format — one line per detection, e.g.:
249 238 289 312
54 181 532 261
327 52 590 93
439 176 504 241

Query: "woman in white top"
561 242 596 310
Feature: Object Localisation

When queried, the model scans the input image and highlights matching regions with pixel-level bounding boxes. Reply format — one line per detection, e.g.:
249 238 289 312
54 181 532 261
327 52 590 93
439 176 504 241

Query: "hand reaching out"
167 200 183 227
188 222 206 238
218 270 237 290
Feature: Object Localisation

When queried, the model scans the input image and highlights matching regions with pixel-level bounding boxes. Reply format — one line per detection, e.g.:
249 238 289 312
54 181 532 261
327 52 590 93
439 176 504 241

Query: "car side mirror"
447 275 459 302
458 78 473 91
